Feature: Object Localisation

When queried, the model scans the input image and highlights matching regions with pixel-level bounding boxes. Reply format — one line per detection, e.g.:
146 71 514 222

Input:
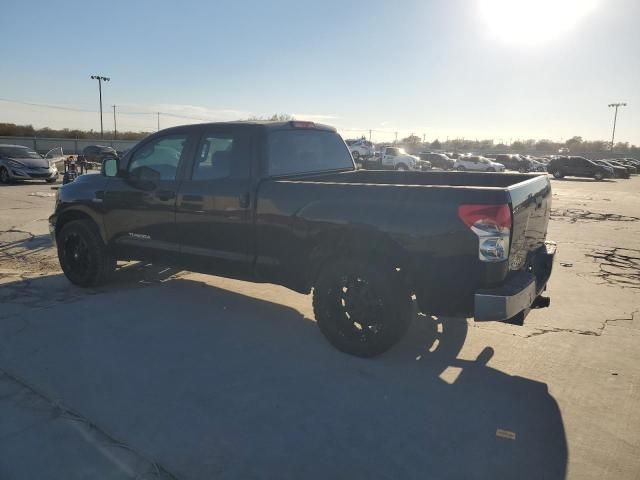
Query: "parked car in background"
547 156 613 181
82 145 118 164
418 152 455 170
487 154 531 172
0 144 59 184
593 160 629 179
455 155 505 172
381 147 431 171
605 159 636 176
622 158 640 170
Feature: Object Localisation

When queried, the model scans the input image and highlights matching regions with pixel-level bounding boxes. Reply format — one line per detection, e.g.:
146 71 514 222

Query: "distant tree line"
0 123 149 141
397 134 639 155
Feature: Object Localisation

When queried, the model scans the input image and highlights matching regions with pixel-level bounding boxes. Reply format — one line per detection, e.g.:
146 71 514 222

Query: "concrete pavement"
0 177 639 479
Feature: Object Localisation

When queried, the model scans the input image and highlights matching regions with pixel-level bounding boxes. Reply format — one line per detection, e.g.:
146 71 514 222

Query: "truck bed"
257 169 552 316
284 169 544 188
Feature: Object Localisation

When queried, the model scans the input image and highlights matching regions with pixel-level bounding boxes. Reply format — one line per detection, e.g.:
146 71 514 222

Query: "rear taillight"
458 204 511 262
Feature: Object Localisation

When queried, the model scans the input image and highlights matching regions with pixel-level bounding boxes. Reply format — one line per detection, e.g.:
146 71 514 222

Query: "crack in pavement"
0 369 181 479
524 310 639 338
550 208 639 223
585 247 640 289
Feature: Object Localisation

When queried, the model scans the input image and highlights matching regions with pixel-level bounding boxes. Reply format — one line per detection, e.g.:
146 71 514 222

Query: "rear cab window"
267 129 353 176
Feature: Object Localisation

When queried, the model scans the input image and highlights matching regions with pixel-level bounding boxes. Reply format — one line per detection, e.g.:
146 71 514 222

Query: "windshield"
0 146 41 158
267 129 353 176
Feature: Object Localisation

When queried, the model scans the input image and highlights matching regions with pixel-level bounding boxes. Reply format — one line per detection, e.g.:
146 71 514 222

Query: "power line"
0 97 96 113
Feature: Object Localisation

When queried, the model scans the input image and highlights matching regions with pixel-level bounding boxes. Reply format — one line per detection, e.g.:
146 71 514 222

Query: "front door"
175 128 255 278
103 131 195 262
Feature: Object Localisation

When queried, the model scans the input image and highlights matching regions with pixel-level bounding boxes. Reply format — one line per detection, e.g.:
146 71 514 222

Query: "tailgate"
507 175 552 271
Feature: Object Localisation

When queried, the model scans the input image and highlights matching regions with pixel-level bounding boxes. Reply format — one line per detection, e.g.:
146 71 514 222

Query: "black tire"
594 171 604 181
395 163 408 171
456 165 466 171
486 167 495 172
57 220 115 287
313 257 412 357
46 178 57 184
0 167 11 184
552 170 564 179
518 166 528 173
352 151 360 160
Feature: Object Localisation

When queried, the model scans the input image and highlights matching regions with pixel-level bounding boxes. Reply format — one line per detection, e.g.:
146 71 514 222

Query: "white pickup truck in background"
381 147 431 171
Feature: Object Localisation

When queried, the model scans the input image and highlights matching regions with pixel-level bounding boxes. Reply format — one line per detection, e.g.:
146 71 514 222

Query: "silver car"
0 144 59 184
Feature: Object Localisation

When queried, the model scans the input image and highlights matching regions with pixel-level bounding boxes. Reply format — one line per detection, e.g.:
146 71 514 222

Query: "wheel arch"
305 228 413 291
55 208 107 245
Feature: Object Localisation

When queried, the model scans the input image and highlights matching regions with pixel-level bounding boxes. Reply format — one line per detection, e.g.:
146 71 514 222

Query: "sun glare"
478 0 599 47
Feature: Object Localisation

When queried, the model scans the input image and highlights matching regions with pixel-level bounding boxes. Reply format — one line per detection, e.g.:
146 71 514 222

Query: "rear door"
175 126 255 278
103 130 196 261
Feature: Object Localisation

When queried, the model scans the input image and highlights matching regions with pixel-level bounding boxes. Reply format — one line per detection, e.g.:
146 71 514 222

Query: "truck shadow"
0 267 568 480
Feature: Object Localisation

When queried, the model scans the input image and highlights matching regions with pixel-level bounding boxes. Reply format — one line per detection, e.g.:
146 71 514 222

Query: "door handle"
156 190 176 201
239 192 251 209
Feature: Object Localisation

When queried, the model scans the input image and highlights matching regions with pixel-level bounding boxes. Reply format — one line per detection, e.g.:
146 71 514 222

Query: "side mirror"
102 157 119 177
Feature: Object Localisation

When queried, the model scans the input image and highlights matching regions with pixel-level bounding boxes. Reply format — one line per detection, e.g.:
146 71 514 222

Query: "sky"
1 0 639 144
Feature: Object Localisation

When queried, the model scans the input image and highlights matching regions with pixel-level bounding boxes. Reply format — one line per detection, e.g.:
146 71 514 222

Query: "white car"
346 139 375 161
381 147 431 171
455 155 505 172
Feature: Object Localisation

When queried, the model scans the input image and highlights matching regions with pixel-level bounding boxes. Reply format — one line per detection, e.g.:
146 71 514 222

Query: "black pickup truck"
50 121 555 357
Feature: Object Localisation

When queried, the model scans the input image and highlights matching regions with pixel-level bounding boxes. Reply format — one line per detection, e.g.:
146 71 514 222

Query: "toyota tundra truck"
50 121 556 357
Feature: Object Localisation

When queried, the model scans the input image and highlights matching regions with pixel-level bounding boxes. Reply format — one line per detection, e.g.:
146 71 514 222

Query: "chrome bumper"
474 242 556 321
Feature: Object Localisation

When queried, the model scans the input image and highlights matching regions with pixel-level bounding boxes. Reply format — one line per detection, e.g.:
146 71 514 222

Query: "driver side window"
129 134 189 181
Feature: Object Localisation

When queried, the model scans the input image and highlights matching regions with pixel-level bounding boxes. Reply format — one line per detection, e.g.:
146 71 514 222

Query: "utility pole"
608 102 627 151
422 133 426 143
369 129 372 141
157 112 160 131
394 131 398 143
90 75 110 139
112 105 117 140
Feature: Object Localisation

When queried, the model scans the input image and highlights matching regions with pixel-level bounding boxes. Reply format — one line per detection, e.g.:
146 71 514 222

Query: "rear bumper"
474 241 556 321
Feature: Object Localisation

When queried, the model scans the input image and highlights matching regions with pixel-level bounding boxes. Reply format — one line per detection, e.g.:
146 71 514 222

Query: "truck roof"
158 120 337 134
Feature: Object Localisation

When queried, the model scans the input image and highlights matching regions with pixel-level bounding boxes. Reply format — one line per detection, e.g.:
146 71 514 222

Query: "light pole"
608 102 627 151
112 105 117 140
90 75 110 139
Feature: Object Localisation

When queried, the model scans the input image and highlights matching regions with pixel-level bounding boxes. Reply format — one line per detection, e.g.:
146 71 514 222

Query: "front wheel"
594 172 604 181
395 163 408 171
313 258 412 357
57 220 115 287
352 151 360 161
46 178 57 184
552 170 564 179
486 167 495 172
456 165 466 171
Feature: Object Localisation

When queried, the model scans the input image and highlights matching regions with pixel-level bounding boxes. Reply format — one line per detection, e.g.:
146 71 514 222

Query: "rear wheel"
395 163 408 171
486 167 495 172
0 167 11 184
552 170 564 179
456 165 466 171
57 219 115 287
46 178 57 184
518 166 528 173
352 151 360 161
313 258 412 357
